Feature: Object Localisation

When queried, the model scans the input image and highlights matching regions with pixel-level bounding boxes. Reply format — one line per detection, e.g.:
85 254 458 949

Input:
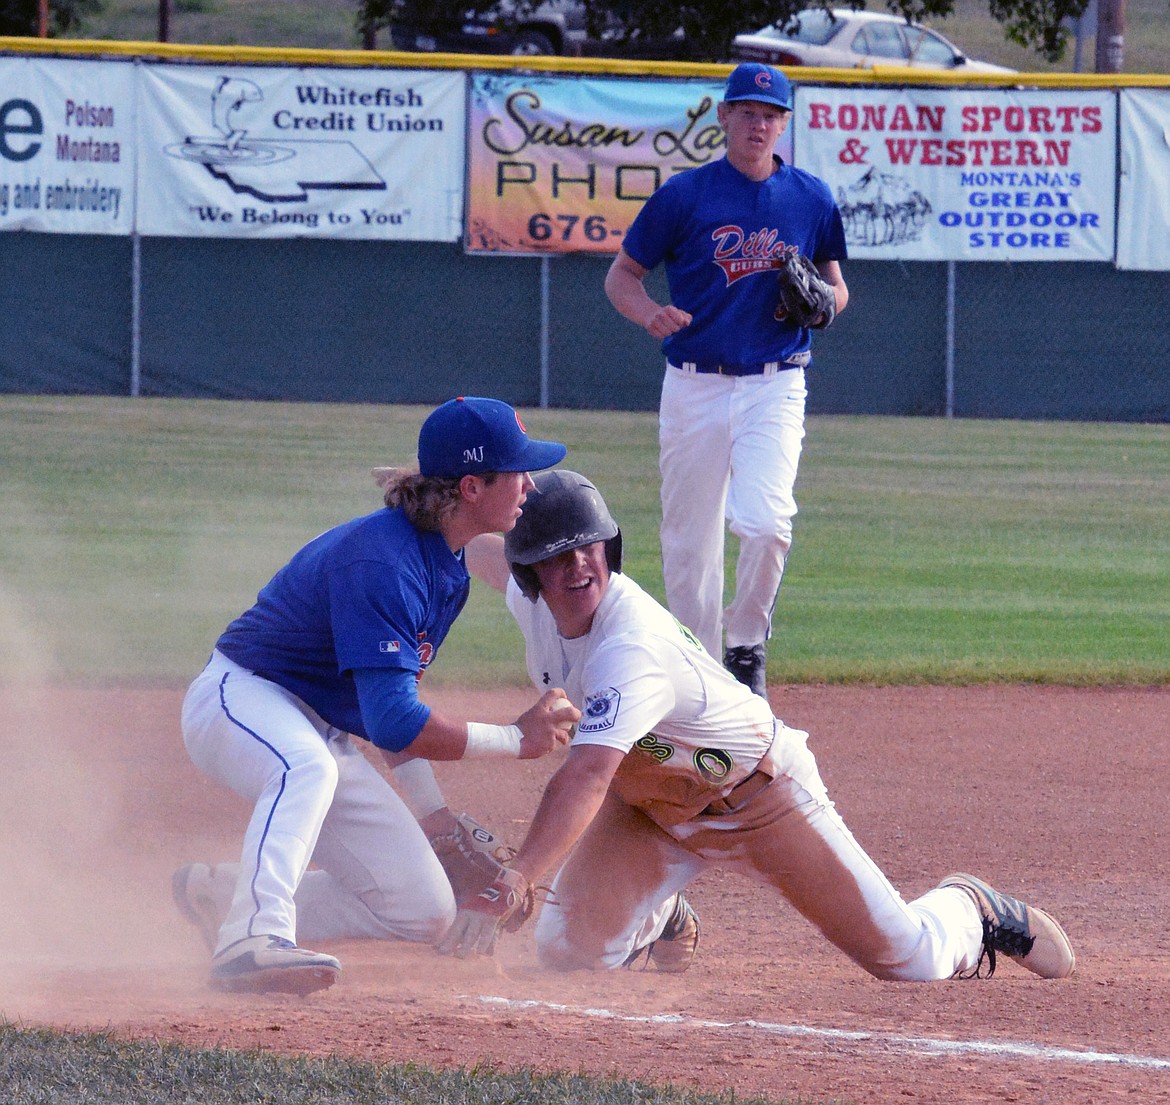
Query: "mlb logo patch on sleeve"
578 688 620 733
379 640 401 653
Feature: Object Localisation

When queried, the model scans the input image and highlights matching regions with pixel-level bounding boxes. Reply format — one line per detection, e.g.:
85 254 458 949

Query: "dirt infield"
3 682 1169 1104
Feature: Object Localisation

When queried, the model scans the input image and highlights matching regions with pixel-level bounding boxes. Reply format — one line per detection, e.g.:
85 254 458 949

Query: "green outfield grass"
2 395 1167 688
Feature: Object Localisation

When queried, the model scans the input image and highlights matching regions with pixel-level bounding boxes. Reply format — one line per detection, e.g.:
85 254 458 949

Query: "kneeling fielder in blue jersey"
173 397 577 995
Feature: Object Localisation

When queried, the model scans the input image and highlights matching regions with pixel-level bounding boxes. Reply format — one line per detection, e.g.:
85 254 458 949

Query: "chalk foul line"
474 995 1170 1071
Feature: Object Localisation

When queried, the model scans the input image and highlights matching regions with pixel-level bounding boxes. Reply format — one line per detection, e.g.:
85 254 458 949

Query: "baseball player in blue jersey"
605 62 849 698
439 471 1075 986
172 397 576 995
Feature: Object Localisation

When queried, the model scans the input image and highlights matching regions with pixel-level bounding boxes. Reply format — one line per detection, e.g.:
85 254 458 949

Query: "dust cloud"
0 683 243 1015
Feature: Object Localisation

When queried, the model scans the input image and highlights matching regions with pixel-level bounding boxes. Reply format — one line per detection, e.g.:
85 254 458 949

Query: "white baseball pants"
533 725 985 981
658 364 807 657
180 650 455 956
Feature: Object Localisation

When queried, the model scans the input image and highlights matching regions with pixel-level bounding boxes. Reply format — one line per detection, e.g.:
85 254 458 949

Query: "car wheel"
510 29 557 55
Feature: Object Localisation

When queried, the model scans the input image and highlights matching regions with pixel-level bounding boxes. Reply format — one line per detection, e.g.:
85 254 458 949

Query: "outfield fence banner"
1116 88 1170 271
464 71 792 256
0 55 135 234
792 87 1116 262
135 64 465 240
1 47 1167 269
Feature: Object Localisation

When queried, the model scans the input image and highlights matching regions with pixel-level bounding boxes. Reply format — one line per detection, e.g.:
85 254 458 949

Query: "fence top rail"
3 35 1170 88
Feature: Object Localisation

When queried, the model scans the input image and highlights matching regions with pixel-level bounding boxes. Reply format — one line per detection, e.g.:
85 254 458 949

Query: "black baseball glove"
775 252 837 329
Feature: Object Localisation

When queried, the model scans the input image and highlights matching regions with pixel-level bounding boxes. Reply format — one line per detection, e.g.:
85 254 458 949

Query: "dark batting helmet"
504 470 623 601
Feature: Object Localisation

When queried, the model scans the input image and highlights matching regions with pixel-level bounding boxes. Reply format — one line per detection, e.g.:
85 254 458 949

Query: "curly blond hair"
372 466 499 532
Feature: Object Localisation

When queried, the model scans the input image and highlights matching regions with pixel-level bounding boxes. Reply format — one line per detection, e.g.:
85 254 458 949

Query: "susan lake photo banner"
465 71 795 256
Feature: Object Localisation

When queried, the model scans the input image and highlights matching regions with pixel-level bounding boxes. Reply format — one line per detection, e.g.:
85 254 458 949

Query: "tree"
0 0 101 36
358 0 1094 64
356 0 411 46
899 0 1092 63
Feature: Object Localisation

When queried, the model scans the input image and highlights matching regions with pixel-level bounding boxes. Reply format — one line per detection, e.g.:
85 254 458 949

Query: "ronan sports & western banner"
791 86 1116 262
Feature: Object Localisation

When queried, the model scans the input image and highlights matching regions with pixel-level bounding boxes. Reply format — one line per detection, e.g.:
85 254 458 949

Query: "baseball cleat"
172 862 228 952
723 644 767 698
939 872 1075 980
210 935 341 996
625 893 702 973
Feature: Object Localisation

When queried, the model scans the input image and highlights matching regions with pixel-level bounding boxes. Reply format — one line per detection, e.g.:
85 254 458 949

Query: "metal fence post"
539 254 551 409
945 260 956 419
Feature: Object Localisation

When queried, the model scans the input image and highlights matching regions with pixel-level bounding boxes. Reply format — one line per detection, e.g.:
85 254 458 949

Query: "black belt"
675 360 780 376
672 355 809 376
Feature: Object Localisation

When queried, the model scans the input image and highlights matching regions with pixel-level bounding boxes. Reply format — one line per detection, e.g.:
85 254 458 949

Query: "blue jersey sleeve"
354 665 432 752
811 182 848 264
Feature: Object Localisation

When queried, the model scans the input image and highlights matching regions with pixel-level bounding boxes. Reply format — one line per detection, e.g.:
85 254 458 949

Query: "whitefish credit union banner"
0 56 135 234
792 87 1116 262
465 72 793 255
135 64 465 240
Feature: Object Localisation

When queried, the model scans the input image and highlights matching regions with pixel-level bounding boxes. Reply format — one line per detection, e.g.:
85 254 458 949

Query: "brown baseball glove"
436 867 538 957
775 251 837 329
428 812 514 904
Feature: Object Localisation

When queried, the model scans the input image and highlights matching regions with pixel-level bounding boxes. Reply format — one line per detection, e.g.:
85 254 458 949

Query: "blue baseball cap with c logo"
723 62 794 111
418 396 567 478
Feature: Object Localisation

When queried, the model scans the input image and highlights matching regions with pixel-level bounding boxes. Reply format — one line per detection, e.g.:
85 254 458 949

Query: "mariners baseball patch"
578 687 620 733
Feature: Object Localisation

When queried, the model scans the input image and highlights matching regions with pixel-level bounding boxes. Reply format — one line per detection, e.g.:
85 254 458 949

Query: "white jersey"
506 572 787 825
510 574 1004 986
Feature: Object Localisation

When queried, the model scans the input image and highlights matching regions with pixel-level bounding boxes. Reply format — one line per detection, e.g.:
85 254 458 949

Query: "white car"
730 8 1016 73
